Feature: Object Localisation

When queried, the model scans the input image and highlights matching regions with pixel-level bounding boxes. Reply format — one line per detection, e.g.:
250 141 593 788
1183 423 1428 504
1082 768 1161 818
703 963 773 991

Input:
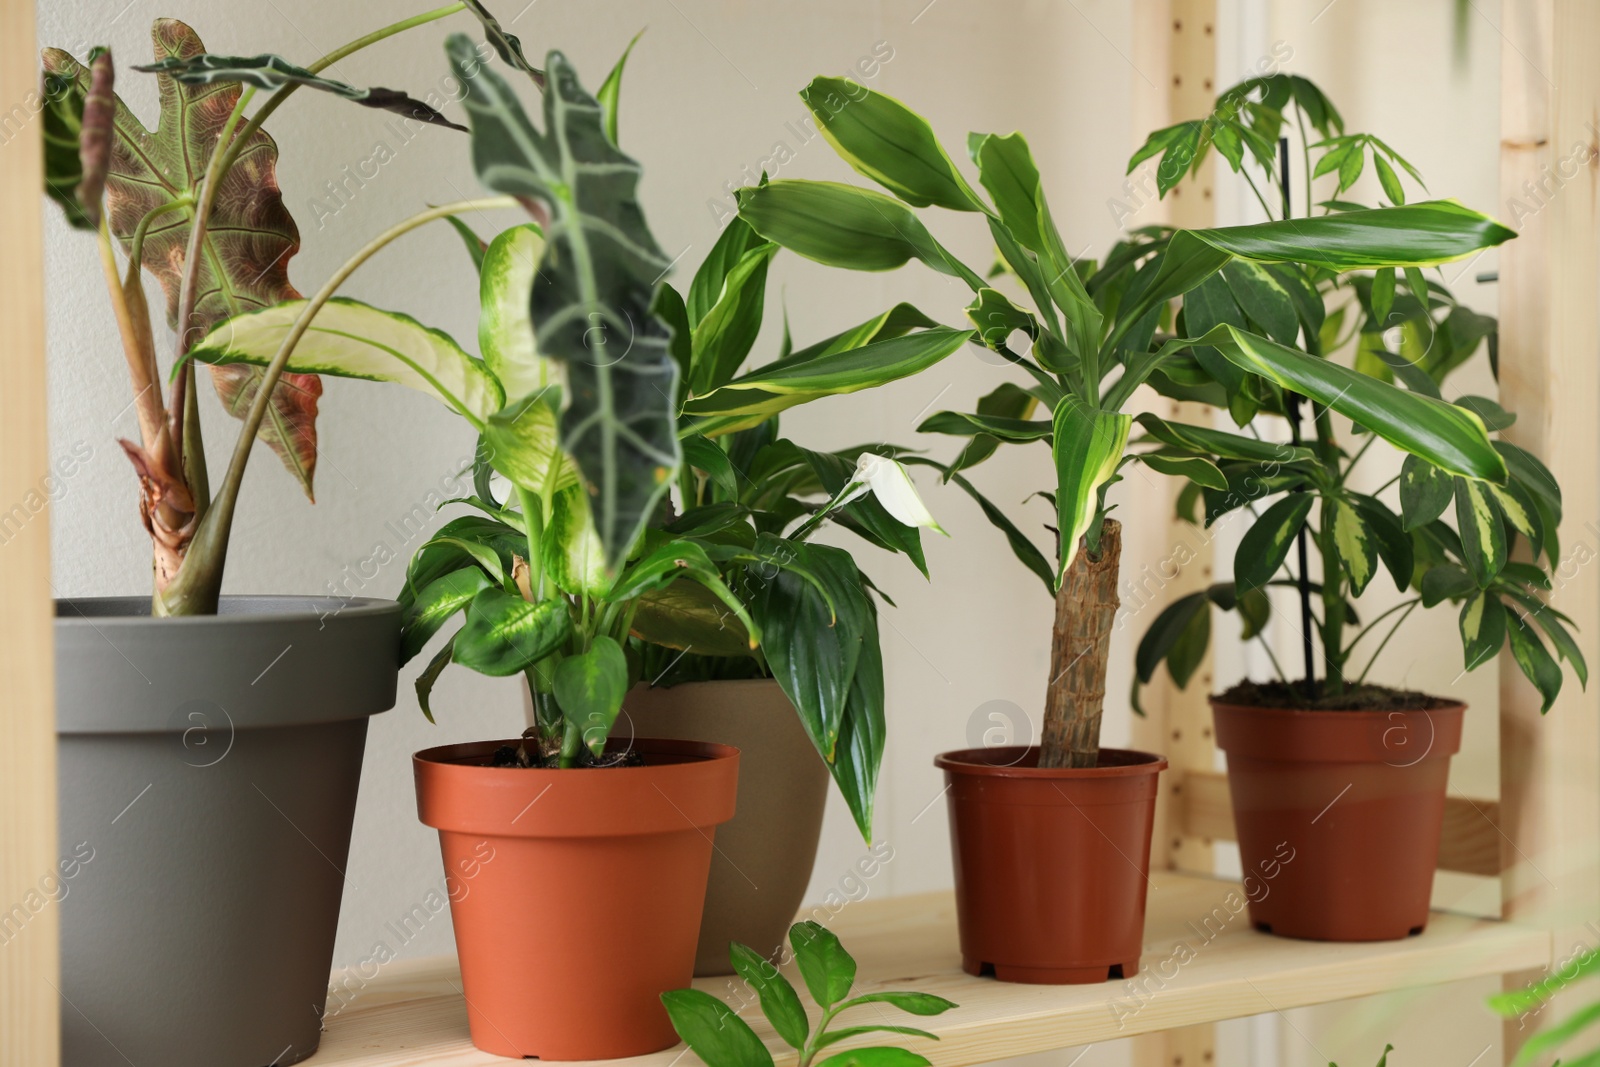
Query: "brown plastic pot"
935 746 1166 984
413 737 738 1060
622 678 829 976
1212 699 1465 942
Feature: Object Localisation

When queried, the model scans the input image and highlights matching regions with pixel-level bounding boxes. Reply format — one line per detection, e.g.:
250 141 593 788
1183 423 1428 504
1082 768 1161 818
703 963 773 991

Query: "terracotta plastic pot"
414 737 739 1060
622 678 828 975
1212 699 1466 941
935 746 1166 983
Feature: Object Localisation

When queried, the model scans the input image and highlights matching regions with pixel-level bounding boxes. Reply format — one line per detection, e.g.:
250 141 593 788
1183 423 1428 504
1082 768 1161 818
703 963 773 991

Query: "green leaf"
790 921 856 1007
596 29 642 145
541 484 612 598
1421 563 1476 607
1134 412 1314 463
1506 610 1563 713
449 38 680 569
1374 153 1406 205
918 411 1053 443
478 224 548 403
1333 499 1378 596
483 391 581 495
1135 591 1208 684
1370 267 1397 328
554 635 628 755
690 243 780 395
453 587 571 677
1235 495 1314 593
40 57 94 230
798 447 928 578
659 989 775 1067
735 180 980 285
1189 200 1515 272
1510 595 1588 690
1455 478 1507 587
414 635 455 723
1222 260 1299 346
972 132 1048 251
443 215 489 275
900 459 1053 595
683 435 739 499
683 327 972 436
630 579 753 657
1399 454 1454 530
814 1027 938 1052
1459 592 1506 671
186 296 506 423
1352 495 1414 591
728 943 808 1050
612 540 760 646
459 1 545 83
1141 454 1227 491
133 52 465 130
815 1050 931 1067
401 568 491 665
802 78 983 212
1052 397 1132 573
1195 325 1507 482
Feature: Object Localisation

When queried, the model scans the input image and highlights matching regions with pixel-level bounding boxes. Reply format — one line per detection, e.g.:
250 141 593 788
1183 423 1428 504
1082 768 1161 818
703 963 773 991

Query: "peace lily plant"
182 26 961 838
735 73 1521 768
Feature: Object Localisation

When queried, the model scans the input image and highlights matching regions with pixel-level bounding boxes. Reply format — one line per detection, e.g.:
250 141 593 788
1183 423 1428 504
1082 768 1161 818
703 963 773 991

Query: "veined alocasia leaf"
735 180 983 287
449 38 680 569
799 76 983 212
186 296 506 421
681 326 972 437
1052 395 1131 573
460 0 544 85
44 23 320 496
478 224 549 403
133 53 466 130
1193 324 1507 483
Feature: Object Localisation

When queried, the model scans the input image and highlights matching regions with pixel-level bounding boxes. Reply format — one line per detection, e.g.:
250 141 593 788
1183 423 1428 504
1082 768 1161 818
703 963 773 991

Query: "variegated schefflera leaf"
44 19 321 498
447 36 681 568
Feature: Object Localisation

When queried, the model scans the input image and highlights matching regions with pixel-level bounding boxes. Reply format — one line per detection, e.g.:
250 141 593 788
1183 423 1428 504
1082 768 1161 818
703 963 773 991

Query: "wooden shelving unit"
302 873 1549 1067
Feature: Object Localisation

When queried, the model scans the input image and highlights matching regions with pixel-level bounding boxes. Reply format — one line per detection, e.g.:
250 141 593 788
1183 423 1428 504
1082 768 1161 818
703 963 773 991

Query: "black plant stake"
1280 136 1318 700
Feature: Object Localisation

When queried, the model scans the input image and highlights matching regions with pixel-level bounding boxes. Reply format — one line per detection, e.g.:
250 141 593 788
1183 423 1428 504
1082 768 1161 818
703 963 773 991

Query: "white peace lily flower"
851 453 946 534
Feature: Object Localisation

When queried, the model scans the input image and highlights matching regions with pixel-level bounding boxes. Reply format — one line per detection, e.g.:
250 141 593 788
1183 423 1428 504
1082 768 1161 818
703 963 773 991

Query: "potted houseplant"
39 10 466 1065
1126 77 1582 941
735 75 1517 981
183 19 954 1056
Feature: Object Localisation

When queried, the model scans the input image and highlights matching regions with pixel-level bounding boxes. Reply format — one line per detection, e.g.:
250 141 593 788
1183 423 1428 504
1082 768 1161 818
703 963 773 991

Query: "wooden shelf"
302 871 1548 1066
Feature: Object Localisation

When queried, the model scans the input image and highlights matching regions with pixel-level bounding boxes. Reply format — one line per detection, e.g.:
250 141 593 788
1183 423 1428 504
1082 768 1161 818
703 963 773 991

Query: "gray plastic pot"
621 678 829 975
55 596 400 1067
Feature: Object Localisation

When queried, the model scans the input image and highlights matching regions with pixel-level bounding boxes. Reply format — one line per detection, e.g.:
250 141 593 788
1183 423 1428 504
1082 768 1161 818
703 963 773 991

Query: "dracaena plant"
661 922 957 1067
184 28 954 827
1121 75 1584 713
41 8 470 615
735 74 1516 767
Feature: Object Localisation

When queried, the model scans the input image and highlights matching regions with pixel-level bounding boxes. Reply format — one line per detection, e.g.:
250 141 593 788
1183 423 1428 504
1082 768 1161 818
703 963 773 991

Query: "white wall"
37 1 1513 1063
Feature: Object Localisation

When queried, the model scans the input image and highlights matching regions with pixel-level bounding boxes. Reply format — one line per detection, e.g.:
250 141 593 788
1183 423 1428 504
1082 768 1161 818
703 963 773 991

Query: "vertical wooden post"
1129 0 1218 1063
0 0 62 1062
1497 0 1600 1062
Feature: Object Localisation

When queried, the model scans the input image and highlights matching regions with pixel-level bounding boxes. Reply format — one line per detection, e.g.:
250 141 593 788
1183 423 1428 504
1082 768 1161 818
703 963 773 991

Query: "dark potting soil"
487 731 646 770
1216 679 1453 712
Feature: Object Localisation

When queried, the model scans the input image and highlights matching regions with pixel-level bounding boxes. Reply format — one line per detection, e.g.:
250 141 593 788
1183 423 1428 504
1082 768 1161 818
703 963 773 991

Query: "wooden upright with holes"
1128 1 1219 1064
1496 0 1600 1061
0 0 61 1063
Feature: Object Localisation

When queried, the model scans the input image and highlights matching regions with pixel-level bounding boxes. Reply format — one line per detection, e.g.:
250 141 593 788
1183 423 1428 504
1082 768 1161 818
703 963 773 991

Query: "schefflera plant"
735 75 1518 767
1119 75 1584 712
185 31 955 812
41 11 469 615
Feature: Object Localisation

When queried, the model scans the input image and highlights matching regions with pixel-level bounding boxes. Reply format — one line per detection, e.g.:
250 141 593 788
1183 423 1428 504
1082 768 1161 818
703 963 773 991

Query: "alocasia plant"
41 7 470 614
735 75 1517 767
661 922 957 1067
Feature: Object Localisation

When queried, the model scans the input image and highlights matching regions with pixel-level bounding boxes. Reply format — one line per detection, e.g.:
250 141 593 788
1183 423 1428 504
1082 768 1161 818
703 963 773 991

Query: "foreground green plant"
42 6 470 614
1124 75 1583 711
661 922 956 1067
736 73 1514 767
1492 945 1600 1066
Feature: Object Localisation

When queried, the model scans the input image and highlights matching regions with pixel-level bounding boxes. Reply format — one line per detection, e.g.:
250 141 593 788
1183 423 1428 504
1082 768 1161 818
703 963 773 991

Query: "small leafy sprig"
662 922 956 1067
1490 944 1600 1067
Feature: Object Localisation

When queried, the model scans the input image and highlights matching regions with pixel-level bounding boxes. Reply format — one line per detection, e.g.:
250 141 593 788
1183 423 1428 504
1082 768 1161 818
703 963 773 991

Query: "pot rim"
935 745 1168 779
415 736 740 771
1208 698 1467 720
56 594 398 627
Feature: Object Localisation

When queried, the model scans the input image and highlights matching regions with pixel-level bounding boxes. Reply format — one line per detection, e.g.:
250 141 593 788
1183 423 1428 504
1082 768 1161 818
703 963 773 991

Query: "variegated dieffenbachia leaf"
133 53 466 130
44 22 320 496
1052 395 1131 573
478 224 549 403
448 37 680 568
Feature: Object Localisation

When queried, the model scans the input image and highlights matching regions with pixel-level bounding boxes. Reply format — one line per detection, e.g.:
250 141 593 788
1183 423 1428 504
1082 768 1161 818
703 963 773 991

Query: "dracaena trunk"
1038 518 1121 770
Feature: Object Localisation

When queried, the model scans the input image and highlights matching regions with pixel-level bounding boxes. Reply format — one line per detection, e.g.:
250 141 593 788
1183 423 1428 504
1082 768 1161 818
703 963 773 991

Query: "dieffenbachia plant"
41 8 471 615
1122 76 1583 712
736 75 1516 767
661 922 957 1067
189 34 955 832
